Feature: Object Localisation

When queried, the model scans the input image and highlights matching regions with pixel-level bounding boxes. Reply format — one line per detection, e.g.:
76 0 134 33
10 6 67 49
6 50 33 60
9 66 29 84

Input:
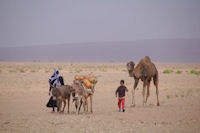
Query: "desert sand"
0 62 200 133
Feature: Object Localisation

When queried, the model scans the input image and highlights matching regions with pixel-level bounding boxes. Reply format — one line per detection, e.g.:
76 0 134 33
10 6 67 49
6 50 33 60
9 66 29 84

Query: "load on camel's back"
72 73 98 114
74 73 98 92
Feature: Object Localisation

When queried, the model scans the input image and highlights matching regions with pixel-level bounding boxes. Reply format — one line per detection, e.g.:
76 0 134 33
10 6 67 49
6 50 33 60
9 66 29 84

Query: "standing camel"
72 80 92 114
50 84 73 113
72 74 97 114
127 56 160 107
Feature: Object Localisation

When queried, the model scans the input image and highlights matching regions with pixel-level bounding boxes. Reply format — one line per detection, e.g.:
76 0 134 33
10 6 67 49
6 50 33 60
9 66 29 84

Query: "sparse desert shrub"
122 69 127 72
97 65 113 69
175 94 179 97
58 67 63 71
20 69 26 73
149 103 154 107
186 88 193 96
85 65 96 69
190 70 200 75
176 70 182 74
45 70 50 73
75 69 82 73
95 75 102 78
9 69 16 72
180 94 184 97
163 69 173 74
166 95 171 99
100 69 106 72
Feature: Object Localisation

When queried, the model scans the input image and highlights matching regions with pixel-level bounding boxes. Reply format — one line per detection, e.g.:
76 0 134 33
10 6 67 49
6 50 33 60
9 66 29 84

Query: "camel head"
127 61 135 77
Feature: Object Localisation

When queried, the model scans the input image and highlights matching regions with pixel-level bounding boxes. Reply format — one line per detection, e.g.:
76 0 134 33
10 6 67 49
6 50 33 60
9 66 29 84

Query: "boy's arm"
115 88 119 97
125 86 128 92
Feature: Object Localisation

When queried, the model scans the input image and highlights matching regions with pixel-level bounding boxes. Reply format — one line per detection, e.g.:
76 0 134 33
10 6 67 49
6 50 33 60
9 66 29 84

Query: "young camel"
51 85 74 113
127 56 160 107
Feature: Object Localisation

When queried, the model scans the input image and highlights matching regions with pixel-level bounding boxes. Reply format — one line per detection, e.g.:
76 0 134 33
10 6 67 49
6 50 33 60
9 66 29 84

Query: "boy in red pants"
115 80 128 112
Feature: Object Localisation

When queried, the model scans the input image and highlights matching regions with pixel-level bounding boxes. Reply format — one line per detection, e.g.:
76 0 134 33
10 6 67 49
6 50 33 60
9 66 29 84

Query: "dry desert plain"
0 62 200 133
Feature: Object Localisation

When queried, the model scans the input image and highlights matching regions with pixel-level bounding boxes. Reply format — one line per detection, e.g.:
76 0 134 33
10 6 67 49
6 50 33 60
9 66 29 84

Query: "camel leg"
82 96 88 112
145 81 150 104
78 97 86 114
75 99 78 110
62 100 66 112
76 98 80 115
83 99 86 112
57 99 62 112
67 97 70 114
132 79 139 107
56 100 59 112
142 81 146 106
79 99 83 112
153 74 160 106
90 95 93 113
86 98 88 112
155 83 160 106
131 88 135 107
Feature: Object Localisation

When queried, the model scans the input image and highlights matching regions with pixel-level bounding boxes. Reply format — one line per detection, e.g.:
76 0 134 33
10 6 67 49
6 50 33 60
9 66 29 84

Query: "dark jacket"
115 85 128 98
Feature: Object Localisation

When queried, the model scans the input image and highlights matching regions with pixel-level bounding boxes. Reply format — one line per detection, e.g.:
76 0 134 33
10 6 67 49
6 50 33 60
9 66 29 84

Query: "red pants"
118 98 125 109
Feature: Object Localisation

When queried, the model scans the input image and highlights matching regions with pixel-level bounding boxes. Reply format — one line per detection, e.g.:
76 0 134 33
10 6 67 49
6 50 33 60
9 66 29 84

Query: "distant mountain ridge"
0 39 200 63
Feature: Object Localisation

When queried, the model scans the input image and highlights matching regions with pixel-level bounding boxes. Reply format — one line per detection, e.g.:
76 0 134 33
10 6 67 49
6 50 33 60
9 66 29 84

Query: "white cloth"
49 68 61 97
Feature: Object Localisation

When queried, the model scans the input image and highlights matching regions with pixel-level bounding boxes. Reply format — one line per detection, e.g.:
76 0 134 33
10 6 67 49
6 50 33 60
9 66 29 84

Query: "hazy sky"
0 0 200 47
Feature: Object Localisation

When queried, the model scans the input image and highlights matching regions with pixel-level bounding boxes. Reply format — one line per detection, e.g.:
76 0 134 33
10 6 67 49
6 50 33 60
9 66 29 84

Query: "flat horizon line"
1 61 200 64
0 37 200 48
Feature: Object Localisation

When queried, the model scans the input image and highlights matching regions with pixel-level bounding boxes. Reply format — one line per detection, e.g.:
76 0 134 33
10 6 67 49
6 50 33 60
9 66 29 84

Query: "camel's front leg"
90 95 93 113
67 96 70 114
132 79 139 107
142 82 147 106
78 99 83 112
85 98 88 112
131 88 135 107
76 98 80 115
145 82 150 104
155 84 160 106
82 97 86 113
56 98 62 112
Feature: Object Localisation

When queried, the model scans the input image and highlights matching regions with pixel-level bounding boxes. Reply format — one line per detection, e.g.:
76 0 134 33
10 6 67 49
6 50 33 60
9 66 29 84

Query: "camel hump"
137 56 152 67
143 56 152 63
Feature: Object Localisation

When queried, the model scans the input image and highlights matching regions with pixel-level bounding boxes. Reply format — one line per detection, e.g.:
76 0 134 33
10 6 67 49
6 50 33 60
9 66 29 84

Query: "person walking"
115 80 128 112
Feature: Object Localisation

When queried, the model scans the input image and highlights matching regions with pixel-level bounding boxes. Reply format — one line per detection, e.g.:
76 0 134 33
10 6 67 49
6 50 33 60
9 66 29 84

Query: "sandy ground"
0 62 200 133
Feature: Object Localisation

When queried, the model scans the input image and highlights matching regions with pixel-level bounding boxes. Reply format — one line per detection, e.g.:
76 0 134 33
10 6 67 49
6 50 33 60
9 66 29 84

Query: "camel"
72 80 90 114
127 56 160 107
51 84 74 113
72 74 97 114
